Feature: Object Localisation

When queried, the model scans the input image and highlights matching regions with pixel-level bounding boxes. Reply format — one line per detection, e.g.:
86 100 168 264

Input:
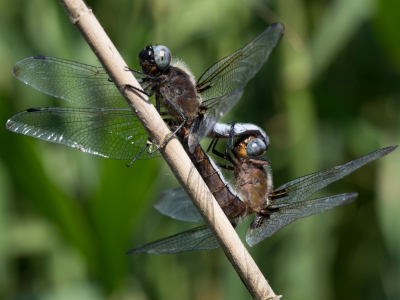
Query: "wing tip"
340 192 358 206
384 145 398 154
270 22 285 35
13 55 47 78
5 119 14 130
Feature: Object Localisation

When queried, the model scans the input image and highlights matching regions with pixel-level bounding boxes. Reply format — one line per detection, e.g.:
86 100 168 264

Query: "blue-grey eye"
153 45 171 71
246 138 266 156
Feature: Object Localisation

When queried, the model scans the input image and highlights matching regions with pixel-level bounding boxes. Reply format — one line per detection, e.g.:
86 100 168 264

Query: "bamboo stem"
59 1 279 298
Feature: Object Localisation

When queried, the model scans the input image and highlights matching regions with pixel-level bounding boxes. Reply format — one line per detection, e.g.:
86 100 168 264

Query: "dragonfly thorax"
235 161 272 215
157 66 201 123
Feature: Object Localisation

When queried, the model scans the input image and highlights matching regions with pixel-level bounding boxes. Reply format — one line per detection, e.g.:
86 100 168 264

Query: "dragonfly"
172 122 269 219
127 126 397 253
128 22 284 152
6 23 284 161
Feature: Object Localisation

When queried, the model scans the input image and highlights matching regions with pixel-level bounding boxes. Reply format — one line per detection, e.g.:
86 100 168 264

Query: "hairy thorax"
158 67 201 125
235 162 272 215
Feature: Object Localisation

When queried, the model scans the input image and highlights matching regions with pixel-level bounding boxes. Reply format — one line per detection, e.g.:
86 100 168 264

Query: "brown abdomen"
178 129 247 219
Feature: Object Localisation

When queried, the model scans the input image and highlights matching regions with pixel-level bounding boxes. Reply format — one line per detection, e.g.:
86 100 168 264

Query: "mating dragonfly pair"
7 23 396 253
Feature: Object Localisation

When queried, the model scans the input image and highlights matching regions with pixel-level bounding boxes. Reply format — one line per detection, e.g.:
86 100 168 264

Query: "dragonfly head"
235 136 268 159
139 45 171 75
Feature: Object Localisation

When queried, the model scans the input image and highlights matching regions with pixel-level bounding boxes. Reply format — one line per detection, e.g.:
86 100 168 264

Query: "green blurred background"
1 0 399 299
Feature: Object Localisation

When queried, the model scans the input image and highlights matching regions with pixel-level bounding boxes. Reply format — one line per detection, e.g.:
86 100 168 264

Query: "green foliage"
1 0 399 299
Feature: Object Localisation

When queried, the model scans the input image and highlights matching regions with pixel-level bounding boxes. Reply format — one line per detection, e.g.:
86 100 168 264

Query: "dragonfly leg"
215 162 235 171
125 67 159 80
209 139 227 159
126 138 153 167
122 83 155 98
146 120 184 154
147 95 188 154
206 138 217 153
209 137 238 169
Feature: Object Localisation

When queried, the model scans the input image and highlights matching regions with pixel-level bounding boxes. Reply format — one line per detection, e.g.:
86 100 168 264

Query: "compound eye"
153 45 171 71
246 138 266 156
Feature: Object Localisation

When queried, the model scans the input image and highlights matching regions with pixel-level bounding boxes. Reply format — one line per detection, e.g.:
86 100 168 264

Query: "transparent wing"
6 107 161 160
155 187 203 222
270 146 397 205
196 23 284 100
13 55 129 108
246 193 358 247
126 225 219 254
188 89 243 152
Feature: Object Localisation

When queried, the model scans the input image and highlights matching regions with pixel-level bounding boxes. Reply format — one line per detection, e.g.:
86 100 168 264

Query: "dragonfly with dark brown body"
125 22 284 152
143 26 283 216
128 125 397 253
6 23 284 161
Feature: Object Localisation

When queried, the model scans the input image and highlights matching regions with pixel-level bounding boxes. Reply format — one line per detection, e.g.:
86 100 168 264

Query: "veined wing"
270 146 397 205
126 225 219 254
13 55 129 108
196 23 284 101
155 187 203 222
246 193 357 247
6 107 161 160
188 89 243 152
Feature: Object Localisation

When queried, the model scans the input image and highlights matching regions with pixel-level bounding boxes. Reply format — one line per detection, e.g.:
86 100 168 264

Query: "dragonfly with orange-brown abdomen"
128 124 396 253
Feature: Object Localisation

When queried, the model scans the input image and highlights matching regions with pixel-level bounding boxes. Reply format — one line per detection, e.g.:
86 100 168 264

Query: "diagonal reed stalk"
59 0 279 298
